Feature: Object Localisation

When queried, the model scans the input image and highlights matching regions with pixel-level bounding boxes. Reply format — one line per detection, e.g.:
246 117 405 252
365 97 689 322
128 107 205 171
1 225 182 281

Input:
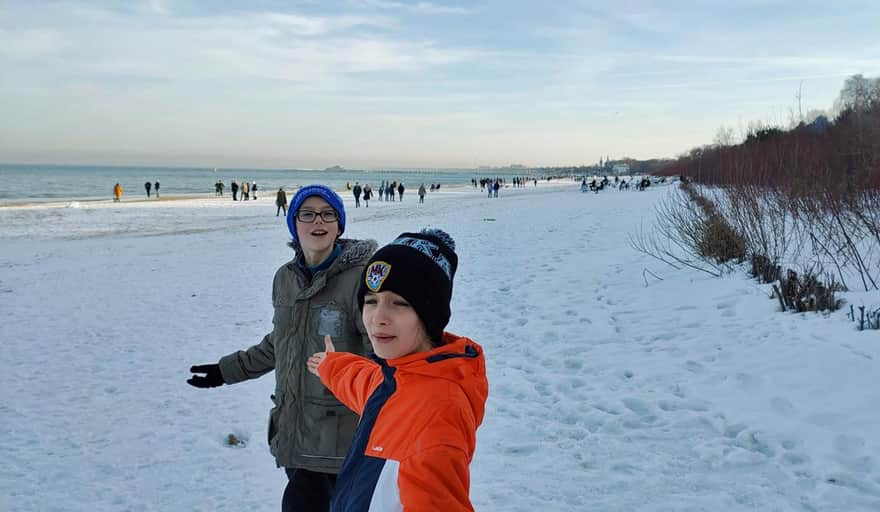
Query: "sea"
0 164 539 205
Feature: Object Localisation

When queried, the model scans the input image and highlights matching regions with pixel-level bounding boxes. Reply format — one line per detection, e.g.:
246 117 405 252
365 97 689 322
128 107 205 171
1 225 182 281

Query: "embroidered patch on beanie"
365 261 392 292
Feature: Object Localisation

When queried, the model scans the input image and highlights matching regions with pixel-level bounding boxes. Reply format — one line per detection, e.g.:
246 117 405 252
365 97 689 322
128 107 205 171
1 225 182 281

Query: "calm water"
0 164 536 204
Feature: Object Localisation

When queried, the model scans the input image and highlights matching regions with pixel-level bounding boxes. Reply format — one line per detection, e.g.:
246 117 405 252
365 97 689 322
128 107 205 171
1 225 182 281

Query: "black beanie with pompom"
358 228 458 345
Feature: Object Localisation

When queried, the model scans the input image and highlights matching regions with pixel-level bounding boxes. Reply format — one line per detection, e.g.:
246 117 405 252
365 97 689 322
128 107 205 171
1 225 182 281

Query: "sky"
2 0 880 169
2 183 879 510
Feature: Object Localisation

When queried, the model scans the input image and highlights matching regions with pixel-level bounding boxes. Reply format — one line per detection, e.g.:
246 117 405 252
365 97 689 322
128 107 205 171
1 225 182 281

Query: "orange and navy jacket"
318 332 488 511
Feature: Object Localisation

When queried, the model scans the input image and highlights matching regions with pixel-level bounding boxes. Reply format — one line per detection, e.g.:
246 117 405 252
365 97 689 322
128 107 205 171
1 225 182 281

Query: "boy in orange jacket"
307 228 487 511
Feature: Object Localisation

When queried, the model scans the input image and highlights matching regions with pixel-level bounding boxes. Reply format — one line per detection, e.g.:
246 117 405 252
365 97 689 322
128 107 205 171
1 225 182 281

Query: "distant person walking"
231 180 239 201
352 182 362 208
418 183 426 204
493 180 500 198
397 182 405 201
113 183 123 202
145 181 152 198
275 187 288 217
252 181 258 200
242 181 250 201
363 184 372 207
154 181 160 198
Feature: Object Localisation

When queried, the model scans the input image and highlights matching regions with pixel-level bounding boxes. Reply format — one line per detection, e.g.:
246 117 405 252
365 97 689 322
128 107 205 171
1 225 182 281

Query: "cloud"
0 29 64 60
0 5 475 86
4 0 879 167
354 0 470 15
658 54 880 72
145 0 171 16
614 73 858 93
237 12 393 37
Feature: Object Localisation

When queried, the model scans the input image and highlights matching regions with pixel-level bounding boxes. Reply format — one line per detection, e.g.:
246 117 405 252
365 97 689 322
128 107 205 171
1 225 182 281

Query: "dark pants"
282 468 336 512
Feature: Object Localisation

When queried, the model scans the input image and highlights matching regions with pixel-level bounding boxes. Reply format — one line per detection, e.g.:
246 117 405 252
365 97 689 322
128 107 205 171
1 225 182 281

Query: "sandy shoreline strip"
0 180 576 210
0 193 221 209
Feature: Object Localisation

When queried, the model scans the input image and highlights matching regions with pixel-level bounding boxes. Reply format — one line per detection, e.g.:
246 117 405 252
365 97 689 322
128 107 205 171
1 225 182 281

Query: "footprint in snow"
563 359 583 370
668 383 686 398
735 372 756 388
685 360 704 373
823 472 880 497
781 451 810 466
770 396 795 415
733 429 776 458
716 299 737 310
622 397 654 417
592 402 623 415
833 434 867 458
724 423 748 438
504 444 540 456
611 463 641 475
657 399 709 412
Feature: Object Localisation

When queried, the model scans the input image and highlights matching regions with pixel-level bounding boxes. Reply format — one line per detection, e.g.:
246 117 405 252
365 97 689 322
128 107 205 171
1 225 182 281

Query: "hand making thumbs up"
307 335 336 376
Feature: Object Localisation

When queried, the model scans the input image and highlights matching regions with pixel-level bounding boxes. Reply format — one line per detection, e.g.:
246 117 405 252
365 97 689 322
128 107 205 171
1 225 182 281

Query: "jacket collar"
288 238 378 299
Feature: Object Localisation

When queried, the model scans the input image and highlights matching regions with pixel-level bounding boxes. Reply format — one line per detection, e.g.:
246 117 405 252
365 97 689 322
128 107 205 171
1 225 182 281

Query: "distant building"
612 163 630 175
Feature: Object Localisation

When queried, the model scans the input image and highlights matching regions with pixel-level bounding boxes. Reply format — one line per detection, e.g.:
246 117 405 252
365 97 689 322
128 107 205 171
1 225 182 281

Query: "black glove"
187 364 225 388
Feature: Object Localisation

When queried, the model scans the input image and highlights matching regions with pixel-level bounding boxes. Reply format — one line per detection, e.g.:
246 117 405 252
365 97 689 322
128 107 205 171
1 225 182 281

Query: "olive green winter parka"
219 238 377 472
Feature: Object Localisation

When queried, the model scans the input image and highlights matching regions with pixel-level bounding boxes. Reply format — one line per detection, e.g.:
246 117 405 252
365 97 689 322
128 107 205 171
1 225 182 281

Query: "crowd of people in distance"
112 174 553 210
347 180 412 207
579 175 667 193
473 176 538 199
216 180 260 201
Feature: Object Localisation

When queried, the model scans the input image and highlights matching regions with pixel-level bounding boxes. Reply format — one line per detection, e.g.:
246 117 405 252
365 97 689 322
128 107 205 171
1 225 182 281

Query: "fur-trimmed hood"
288 237 377 266
285 238 378 298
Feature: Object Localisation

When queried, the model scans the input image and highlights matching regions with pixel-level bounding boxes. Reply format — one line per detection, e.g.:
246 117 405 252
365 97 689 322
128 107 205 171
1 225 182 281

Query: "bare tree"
714 125 737 147
628 188 725 277
834 74 880 116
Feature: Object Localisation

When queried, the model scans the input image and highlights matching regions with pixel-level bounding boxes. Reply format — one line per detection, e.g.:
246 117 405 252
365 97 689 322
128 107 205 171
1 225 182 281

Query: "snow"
1 182 878 511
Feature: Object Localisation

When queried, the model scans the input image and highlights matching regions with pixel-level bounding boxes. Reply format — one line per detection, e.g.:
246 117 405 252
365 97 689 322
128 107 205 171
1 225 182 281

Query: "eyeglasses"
296 209 339 223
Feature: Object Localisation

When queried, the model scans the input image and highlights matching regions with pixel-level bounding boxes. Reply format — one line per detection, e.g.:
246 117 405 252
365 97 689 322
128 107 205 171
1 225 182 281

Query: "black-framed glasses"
296 209 339 223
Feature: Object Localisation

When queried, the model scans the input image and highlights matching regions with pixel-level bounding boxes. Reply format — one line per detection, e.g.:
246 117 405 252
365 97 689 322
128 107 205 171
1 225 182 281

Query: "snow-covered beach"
1 182 878 511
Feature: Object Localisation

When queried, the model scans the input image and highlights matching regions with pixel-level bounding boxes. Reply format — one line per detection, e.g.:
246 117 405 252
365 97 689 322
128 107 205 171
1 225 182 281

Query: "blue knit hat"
286 185 346 243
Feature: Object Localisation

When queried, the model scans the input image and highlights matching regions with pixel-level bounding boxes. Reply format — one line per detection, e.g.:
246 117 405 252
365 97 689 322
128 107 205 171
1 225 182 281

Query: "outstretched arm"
217 331 276 384
308 336 381 414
